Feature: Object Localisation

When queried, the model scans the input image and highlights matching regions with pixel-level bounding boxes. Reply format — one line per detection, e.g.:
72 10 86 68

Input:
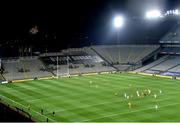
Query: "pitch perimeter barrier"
129 72 178 80
12 76 54 83
5 70 179 84
9 71 116 83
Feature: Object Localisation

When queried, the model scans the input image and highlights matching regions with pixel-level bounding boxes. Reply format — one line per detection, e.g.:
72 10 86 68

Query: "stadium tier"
160 25 180 43
161 47 180 54
134 55 170 72
113 64 131 71
1 45 180 81
2 58 25 80
41 47 115 76
151 56 180 71
169 64 180 73
135 54 180 76
2 57 52 81
92 45 160 64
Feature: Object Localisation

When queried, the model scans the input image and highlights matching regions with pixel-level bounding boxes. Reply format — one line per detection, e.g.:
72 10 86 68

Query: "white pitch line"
44 91 179 115
92 75 173 91
83 102 180 122
44 99 122 115
0 95 56 122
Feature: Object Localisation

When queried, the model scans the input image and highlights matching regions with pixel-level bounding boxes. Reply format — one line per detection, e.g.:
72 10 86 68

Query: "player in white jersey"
154 94 157 99
124 93 127 98
136 90 140 97
155 105 158 110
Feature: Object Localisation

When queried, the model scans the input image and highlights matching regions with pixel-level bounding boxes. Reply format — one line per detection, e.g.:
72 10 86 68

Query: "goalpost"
56 56 58 78
56 56 70 78
67 56 70 77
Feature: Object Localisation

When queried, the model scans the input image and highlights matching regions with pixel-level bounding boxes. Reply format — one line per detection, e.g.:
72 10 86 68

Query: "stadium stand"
134 55 170 72
92 45 160 64
41 47 115 76
160 25 180 44
51 63 115 76
1 44 180 81
150 56 180 71
2 57 52 81
0 75 5 82
91 45 160 71
135 55 180 76
161 47 180 54
168 64 180 73
3 58 25 80
113 65 131 71
134 25 180 75
21 57 52 78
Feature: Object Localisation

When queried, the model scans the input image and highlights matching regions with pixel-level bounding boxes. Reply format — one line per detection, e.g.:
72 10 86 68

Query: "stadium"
1 0 180 122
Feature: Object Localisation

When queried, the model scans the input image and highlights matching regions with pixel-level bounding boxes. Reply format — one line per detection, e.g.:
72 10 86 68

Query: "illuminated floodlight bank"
113 16 124 28
166 9 179 15
146 10 162 19
174 9 179 15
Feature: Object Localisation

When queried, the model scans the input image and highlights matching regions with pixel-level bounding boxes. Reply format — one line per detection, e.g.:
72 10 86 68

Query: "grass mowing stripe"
25 79 101 120
84 102 180 122
44 84 179 119
1 73 180 121
83 73 176 92
2 80 90 121
61 91 177 120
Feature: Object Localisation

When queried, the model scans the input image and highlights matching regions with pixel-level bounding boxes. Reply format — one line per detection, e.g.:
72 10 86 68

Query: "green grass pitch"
0 73 180 122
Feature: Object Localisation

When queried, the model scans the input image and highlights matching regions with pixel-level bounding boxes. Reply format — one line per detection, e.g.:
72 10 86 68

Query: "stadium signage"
1 81 8 84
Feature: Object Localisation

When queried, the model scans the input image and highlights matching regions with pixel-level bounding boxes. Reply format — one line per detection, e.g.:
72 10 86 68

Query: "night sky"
0 0 180 56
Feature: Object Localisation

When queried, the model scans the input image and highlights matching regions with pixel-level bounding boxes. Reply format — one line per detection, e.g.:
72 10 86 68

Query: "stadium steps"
0 74 6 81
132 46 162 71
166 63 180 72
134 55 169 72
144 55 170 71
40 58 55 76
141 46 161 63
90 47 119 71
0 66 6 80
124 65 133 71
21 61 29 79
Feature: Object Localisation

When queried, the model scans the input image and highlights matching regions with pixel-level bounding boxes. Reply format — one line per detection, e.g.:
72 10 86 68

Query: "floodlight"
146 10 161 19
165 9 179 16
174 9 179 15
114 16 124 28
